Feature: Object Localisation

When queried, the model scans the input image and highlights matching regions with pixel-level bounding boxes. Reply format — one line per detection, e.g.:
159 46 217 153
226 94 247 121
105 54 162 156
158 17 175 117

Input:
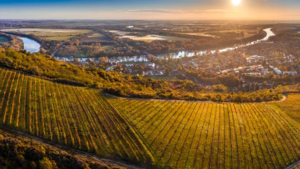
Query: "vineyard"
0 68 153 164
109 97 300 169
270 94 300 125
1 67 300 169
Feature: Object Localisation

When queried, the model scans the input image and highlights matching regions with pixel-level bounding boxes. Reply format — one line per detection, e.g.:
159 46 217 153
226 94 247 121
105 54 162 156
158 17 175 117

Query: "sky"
0 0 300 20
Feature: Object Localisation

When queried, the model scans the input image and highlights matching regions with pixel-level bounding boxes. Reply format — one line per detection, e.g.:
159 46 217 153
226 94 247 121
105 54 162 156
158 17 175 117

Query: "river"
106 28 275 62
101 28 275 62
18 36 41 53
154 28 275 60
16 28 275 62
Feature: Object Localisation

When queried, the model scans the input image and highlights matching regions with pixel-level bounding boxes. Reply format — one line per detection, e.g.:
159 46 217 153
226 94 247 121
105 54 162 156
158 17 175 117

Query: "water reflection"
18 37 41 53
55 28 275 63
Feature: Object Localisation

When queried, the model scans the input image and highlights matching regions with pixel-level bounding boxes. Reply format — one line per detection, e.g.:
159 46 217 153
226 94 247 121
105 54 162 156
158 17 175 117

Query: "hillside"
0 47 282 102
0 50 300 168
270 94 300 125
0 68 154 166
108 96 300 169
1 67 300 169
0 129 130 169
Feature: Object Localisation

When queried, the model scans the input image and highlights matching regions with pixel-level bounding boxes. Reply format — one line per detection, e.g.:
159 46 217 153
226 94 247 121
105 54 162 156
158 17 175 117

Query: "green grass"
44 36 74 41
81 32 112 42
0 36 9 43
101 45 115 51
107 30 188 42
2 28 92 41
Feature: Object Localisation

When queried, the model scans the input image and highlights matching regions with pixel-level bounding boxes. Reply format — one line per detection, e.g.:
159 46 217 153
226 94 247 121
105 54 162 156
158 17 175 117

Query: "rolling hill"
1 67 300 168
108 96 300 169
0 68 154 166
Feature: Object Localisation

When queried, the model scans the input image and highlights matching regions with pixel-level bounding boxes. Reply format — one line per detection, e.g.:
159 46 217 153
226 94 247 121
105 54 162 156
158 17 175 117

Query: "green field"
1 67 300 168
108 30 188 42
102 45 115 51
109 97 300 169
0 36 9 43
80 32 112 42
2 28 92 41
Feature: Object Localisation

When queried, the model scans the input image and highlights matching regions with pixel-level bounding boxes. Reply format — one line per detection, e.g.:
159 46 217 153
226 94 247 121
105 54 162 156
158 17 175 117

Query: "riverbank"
1 32 41 53
0 32 24 51
54 28 275 63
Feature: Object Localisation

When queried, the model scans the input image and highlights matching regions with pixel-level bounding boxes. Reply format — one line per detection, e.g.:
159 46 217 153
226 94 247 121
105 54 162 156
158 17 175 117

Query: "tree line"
0 47 283 102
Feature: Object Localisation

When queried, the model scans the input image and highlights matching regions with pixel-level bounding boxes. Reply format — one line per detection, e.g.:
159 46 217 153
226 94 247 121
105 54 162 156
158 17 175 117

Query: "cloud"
120 9 233 14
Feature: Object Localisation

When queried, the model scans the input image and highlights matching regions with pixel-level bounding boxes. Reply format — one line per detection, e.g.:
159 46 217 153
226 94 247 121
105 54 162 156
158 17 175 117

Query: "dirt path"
285 160 300 169
105 93 287 103
0 127 145 169
265 95 287 103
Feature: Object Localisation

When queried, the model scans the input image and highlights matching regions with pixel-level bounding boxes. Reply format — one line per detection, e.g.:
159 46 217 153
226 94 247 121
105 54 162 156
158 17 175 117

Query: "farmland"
0 68 153 165
206 29 259 39
1 68 300 168
1 28 92 41
109 97 300 169
102 45 116 51
0 35 9 43
270 94 300 124
80 32 112 42
107 30 188 42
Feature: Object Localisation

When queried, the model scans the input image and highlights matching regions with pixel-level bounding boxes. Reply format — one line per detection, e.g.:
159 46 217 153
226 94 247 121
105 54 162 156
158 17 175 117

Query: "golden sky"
0 0 299 20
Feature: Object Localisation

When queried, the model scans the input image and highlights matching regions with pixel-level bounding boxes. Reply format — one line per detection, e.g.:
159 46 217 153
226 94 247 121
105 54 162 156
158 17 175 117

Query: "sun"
232 0 241 6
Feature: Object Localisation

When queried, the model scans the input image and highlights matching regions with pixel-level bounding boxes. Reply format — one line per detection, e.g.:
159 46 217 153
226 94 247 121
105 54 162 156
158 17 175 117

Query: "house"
283 71 297 75
146 63 155 70
273 68 282 75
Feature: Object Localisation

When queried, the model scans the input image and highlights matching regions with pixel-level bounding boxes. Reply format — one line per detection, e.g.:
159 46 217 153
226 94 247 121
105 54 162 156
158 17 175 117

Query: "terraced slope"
2 67 300 169
0 68 153 164
270 94 300 124
109 97 300 169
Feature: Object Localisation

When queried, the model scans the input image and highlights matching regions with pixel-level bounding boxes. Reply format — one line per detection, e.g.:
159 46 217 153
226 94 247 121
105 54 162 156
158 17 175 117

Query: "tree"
178 66 183 71
39 157 53 169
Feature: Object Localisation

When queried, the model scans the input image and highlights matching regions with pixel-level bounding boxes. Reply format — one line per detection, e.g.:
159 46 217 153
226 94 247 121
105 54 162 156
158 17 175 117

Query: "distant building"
243 72 262 77
273 68 282 75
246 55 265 63
283 71 297 75
106 66 116 71
146 63 155 70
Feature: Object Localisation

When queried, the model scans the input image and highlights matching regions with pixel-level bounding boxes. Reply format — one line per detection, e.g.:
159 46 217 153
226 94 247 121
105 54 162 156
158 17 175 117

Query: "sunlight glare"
232 0 241 6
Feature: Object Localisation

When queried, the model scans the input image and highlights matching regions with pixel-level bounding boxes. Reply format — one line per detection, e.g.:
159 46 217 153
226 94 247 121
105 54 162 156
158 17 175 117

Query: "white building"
243 72 262 76
262 70 269 76
147 63 155 70
273 68 282 75
283 71 297 75
246 55 265 63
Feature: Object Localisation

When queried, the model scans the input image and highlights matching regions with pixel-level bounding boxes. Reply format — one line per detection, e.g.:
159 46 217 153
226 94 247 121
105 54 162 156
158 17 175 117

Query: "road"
105 93 287 103
285 160 300 169
1 127 145 169
51 45 64 57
